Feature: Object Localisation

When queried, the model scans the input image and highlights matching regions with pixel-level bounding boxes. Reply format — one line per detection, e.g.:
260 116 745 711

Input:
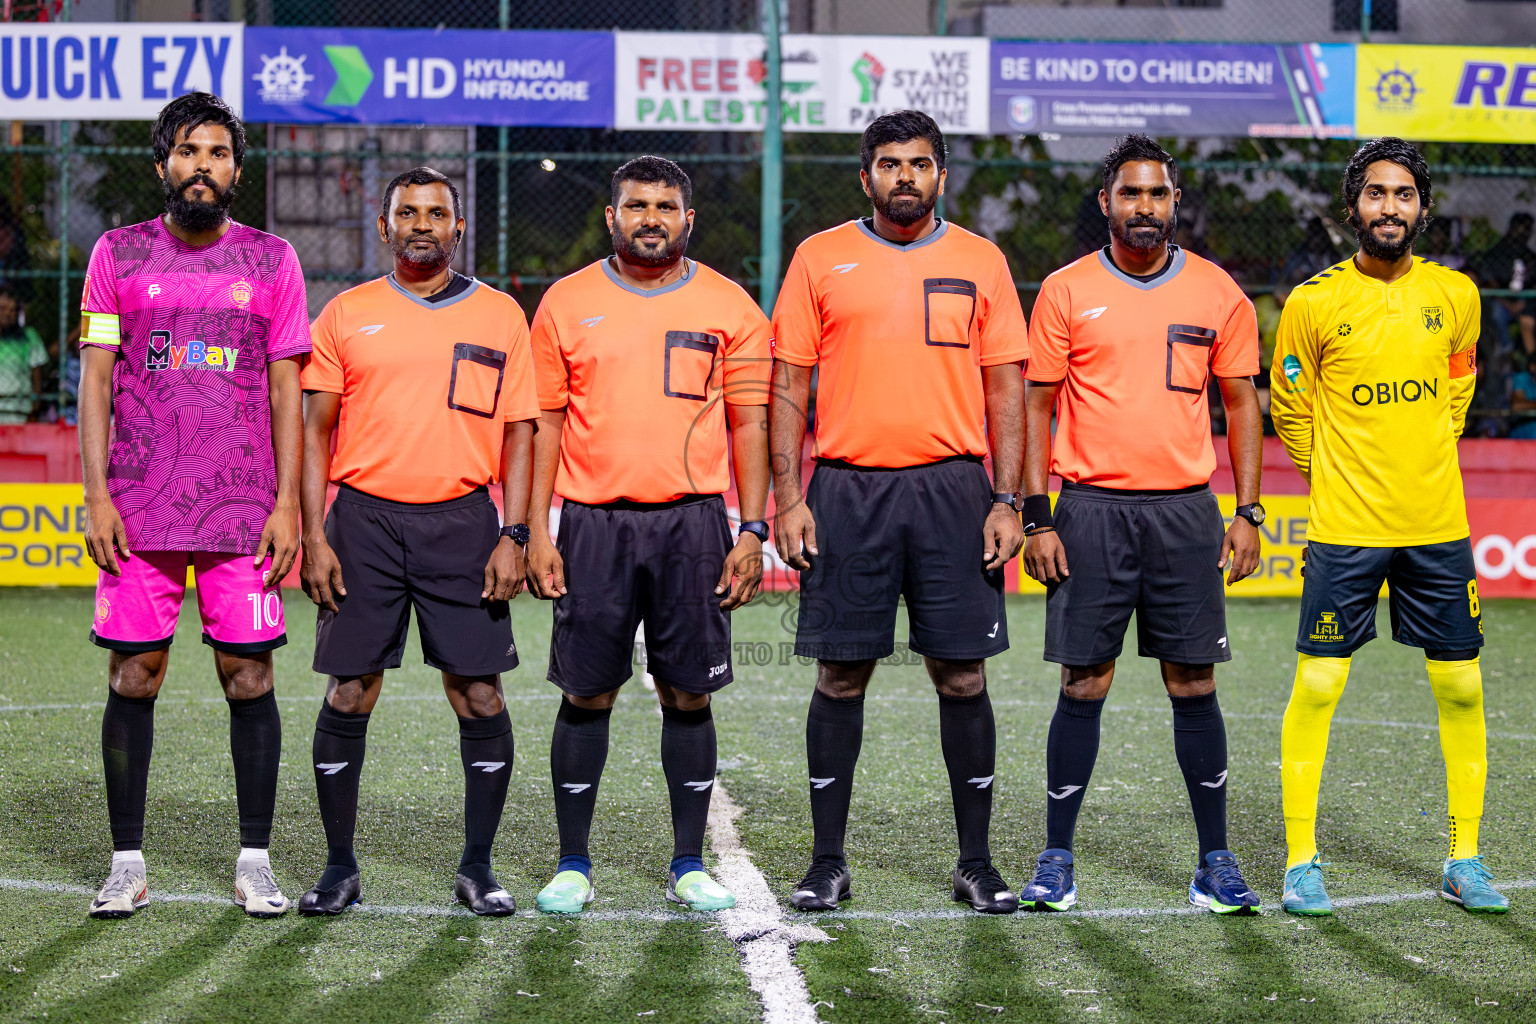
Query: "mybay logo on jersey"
146 332 239 373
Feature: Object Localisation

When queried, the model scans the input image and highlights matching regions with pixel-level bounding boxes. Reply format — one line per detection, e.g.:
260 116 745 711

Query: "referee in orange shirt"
771 111 1029 914
524 157 771 914
296 167 538 916
1019 136 1264 915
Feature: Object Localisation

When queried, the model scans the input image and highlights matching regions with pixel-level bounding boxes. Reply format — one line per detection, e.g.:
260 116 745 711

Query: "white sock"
237 847 270 867
111 850 145 871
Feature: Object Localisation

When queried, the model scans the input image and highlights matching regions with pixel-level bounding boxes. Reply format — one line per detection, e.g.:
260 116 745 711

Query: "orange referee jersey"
1029 246 1260 490
530 258 772 505
303 275 539 503
772 219 1029 468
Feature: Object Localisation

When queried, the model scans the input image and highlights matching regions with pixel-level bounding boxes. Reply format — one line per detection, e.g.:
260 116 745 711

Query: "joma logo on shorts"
708 663 728 678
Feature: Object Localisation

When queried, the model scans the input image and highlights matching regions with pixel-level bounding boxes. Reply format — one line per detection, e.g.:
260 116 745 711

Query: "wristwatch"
499 523 531 545
739 520 769 543
1234 503 1266 527
991 491 1024 513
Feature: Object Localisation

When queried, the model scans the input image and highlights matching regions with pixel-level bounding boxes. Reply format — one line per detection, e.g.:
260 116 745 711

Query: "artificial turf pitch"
1 589 1533 1024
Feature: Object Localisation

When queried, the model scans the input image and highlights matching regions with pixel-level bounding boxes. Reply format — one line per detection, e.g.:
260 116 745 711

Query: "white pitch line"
0 876 708 921
4 874 1533 923
707 782 830 1024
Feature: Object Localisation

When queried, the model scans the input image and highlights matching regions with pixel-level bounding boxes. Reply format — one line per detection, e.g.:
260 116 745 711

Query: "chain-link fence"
4 0 1535 435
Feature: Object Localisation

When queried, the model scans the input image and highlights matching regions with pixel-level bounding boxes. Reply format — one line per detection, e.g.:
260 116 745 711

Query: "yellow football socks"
1427 657 1487 861
1280 654 1351 868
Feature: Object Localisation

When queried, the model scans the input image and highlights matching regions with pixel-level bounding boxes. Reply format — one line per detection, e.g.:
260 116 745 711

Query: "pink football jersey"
80 217 311 554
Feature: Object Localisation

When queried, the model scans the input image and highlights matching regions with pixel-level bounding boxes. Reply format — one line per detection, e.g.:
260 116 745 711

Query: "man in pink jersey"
78 93 311 919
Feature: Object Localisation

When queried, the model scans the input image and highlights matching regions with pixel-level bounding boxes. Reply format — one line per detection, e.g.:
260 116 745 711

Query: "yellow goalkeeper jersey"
1270 255 1479 547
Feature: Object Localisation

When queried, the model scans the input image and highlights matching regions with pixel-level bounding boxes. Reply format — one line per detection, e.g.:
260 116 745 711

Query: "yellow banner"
1356 44 1536 143
1017 493 1313 597
0 483 97 586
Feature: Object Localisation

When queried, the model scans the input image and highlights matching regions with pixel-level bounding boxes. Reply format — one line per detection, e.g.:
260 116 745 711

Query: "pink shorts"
91 551 287 655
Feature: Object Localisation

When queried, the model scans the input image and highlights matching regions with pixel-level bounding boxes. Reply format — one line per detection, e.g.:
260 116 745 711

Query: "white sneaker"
234 857 291 918
90 857 149 919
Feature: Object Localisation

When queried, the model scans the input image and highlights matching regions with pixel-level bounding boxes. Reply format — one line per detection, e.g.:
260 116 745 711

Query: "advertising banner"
0 484 95 586
243 27 613 127
1356 44 1536 144
990 41 1354 138
4 483 1532 599
614 32 990 134
1467 499 1536 599
0 22 242 119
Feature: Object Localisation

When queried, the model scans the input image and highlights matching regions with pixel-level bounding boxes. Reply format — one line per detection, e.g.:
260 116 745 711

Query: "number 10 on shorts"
249 592 282 631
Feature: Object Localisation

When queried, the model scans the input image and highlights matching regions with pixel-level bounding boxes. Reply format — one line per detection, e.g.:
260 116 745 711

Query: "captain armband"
80 311 122 347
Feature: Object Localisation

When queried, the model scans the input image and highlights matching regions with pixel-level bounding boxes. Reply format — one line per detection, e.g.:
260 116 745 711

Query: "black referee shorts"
1044 482 1230 666
1296 538 1484 657
549 494 734 697
312 485 519 678
793 456 1008 663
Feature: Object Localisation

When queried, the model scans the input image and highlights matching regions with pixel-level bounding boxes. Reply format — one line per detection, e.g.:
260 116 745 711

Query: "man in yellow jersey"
1271 138 1506 915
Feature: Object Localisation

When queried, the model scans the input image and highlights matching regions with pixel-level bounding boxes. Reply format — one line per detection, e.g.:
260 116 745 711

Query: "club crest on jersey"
1422 306 1443 334
229 280 253 307
146 331 239 373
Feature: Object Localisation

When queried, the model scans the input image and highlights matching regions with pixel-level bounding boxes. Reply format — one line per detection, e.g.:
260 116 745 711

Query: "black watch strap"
500 523 530 545
739 520 769 542
991 491 1023 512
1234 502 1266 527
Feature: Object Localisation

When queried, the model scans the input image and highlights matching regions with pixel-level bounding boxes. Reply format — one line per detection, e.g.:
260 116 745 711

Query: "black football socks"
1044 692 1105 852
938 689 997 866
457 708 514 885
661 703 716 877
551 697 611 877
312 701 369 888
806 690 864 863
102 689 156 852
227 689 281 850
1170 691 1229 862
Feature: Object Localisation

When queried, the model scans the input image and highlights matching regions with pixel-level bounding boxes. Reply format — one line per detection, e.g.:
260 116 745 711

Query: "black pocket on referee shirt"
923 278 978 348
448 343 507 418
664 331 721 401
1165 324 1216 394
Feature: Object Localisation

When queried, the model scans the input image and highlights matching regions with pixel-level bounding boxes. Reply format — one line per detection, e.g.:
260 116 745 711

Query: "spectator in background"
1280 217 1342 283
0 198 32 302
1420 217 1463 270
1510 352 1536 440
0 288 47 423
44 324 81 426
1254 270 1305 434
1470 213 1534 357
